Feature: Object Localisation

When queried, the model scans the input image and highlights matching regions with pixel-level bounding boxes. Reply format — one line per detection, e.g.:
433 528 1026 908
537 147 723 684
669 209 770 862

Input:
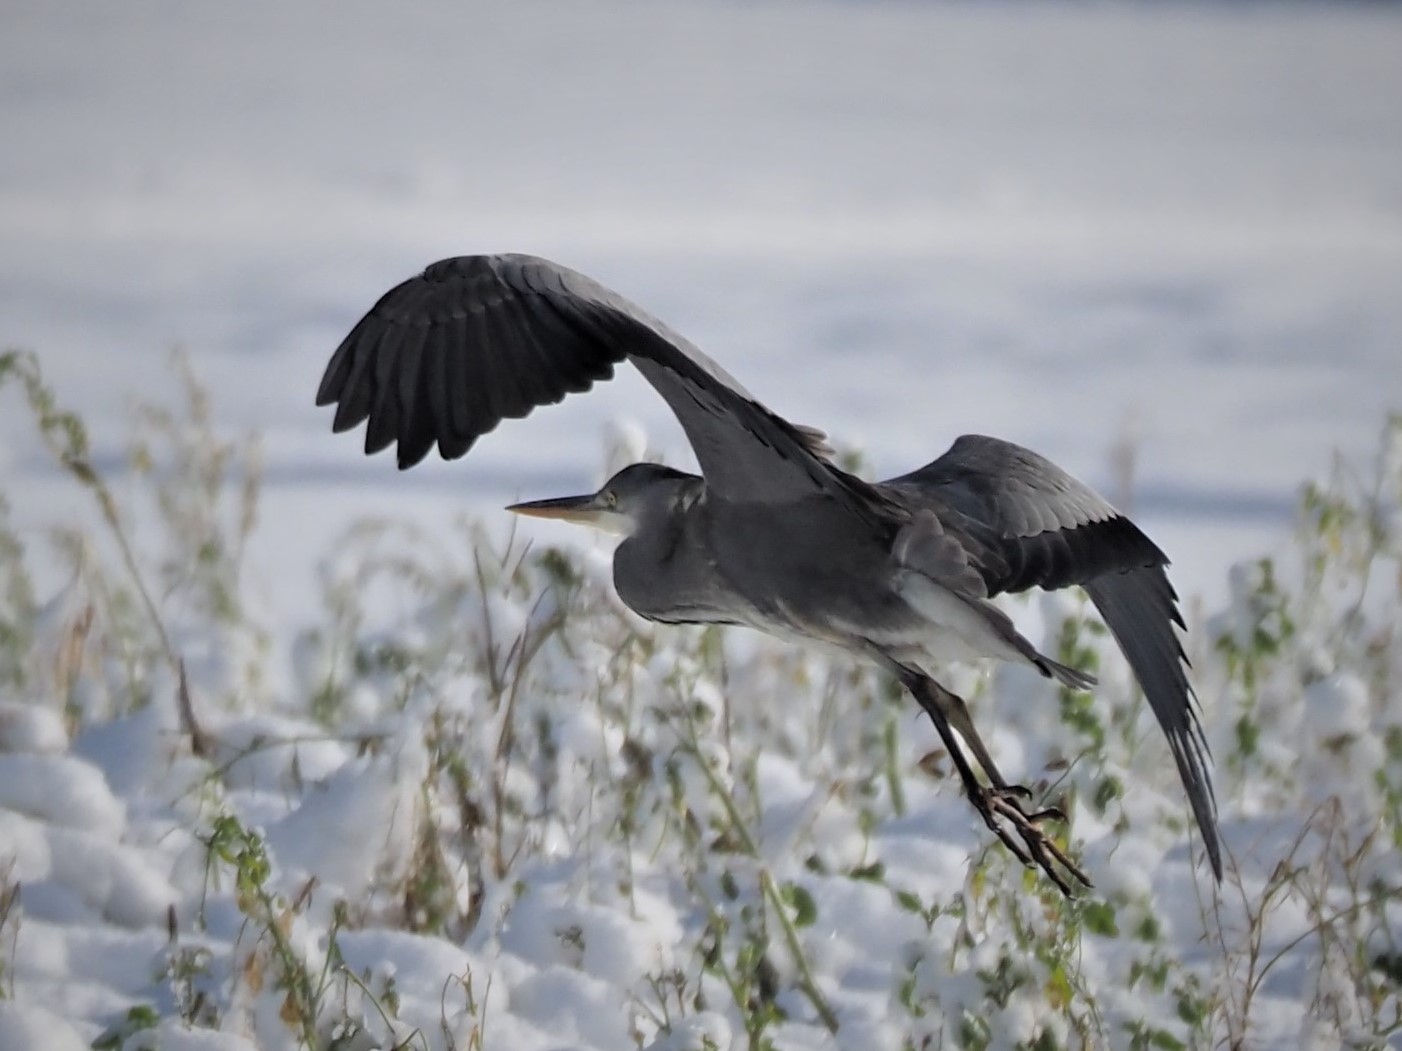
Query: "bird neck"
613 475 708 620
628 472 703 548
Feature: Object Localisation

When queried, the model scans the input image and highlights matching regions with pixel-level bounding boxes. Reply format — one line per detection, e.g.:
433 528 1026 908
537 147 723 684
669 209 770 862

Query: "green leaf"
720 869 740 901
1083 900 1119 937
782 883 818 928
91 1004 160 1050
848 860 885 883
1044 962 1073 1009
895 889 923 914
1093 775 1123 814
1234 715 1260 759
1134 913 1162 943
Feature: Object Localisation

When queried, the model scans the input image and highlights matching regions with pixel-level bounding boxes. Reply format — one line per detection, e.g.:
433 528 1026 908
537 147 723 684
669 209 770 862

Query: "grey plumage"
886 437 1218 879
318 253 1222 890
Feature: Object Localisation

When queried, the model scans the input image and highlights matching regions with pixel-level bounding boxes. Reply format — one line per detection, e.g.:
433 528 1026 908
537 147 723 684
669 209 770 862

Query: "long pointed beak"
505 492 606 524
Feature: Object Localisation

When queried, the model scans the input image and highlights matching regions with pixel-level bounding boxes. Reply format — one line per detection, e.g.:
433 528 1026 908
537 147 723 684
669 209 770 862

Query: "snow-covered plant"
0 360 1399 1049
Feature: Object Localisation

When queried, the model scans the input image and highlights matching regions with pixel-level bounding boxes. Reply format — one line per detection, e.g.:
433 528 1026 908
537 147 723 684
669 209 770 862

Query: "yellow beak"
505 493 606 524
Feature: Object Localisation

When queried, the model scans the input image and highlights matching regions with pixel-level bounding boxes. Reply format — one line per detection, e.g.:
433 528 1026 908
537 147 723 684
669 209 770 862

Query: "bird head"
507 463 694 537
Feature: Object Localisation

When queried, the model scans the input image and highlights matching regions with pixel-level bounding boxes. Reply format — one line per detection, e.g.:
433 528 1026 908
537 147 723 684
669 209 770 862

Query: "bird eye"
605 490 619 509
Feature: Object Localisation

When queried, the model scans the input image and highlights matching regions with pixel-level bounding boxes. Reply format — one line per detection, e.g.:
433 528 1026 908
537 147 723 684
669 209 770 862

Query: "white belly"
890 571 1030 667
722 569 1035 677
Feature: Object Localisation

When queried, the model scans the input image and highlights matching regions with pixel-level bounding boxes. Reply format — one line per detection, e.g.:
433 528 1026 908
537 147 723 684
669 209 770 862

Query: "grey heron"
317 254 1221 894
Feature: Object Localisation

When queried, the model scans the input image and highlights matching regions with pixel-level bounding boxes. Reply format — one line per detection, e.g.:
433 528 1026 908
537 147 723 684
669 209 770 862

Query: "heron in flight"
317 254 1221 893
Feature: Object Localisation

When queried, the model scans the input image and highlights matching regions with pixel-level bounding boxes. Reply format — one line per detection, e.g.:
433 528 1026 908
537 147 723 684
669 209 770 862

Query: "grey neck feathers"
613 474 713 622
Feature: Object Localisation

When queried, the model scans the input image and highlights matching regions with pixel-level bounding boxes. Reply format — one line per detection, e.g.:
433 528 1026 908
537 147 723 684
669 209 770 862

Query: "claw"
968 784 1092 895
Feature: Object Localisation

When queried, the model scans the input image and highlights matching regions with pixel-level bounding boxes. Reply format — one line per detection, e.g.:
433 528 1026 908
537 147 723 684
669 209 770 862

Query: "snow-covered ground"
3 0 1401 610
2 1 1401 1048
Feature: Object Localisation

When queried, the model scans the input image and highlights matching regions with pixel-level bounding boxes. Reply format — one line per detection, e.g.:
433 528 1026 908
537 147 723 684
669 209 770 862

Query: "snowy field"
1 1 1401 1048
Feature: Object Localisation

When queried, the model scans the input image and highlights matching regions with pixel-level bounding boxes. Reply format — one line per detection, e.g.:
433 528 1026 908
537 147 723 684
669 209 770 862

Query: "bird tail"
1036 654 1097 691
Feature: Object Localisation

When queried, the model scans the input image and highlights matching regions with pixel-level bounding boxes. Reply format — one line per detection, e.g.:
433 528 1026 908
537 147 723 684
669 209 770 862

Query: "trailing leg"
898 668 1092 895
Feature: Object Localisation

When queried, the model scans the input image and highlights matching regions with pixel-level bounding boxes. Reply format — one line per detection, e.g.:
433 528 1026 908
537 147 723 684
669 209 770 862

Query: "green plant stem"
1 351 179 674
340 966 428 1051
249 879 320 1049
686 724 841 1035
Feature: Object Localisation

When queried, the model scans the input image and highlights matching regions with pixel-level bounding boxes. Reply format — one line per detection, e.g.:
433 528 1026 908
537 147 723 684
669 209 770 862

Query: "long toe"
1025 804 1067 824
971 784 1091 895
988 784 1062 822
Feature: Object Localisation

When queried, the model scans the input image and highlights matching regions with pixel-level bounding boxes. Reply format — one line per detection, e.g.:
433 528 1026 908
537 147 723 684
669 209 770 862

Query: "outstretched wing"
317 254 865 507
883 434 1222 880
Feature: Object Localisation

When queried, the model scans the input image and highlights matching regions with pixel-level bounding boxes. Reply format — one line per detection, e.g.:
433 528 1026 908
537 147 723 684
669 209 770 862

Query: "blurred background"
3 0 1400 617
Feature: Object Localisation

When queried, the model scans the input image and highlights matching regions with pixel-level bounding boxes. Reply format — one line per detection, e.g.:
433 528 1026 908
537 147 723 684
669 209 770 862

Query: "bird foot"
969 783 1092 896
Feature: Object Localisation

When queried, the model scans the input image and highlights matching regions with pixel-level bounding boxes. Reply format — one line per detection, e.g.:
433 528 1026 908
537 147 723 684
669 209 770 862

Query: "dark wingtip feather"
1084 569 1223 883
316 339 354 406
435 430 475 461
321 255 642 467
393 337 439 469
396 405 437 468
363 385 399 456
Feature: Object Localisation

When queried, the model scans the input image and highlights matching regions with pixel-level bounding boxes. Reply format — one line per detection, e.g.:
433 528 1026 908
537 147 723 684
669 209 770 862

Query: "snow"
0 703 66 755
0 1003 93 1051
2 0 1401 1048
0 754 125 833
